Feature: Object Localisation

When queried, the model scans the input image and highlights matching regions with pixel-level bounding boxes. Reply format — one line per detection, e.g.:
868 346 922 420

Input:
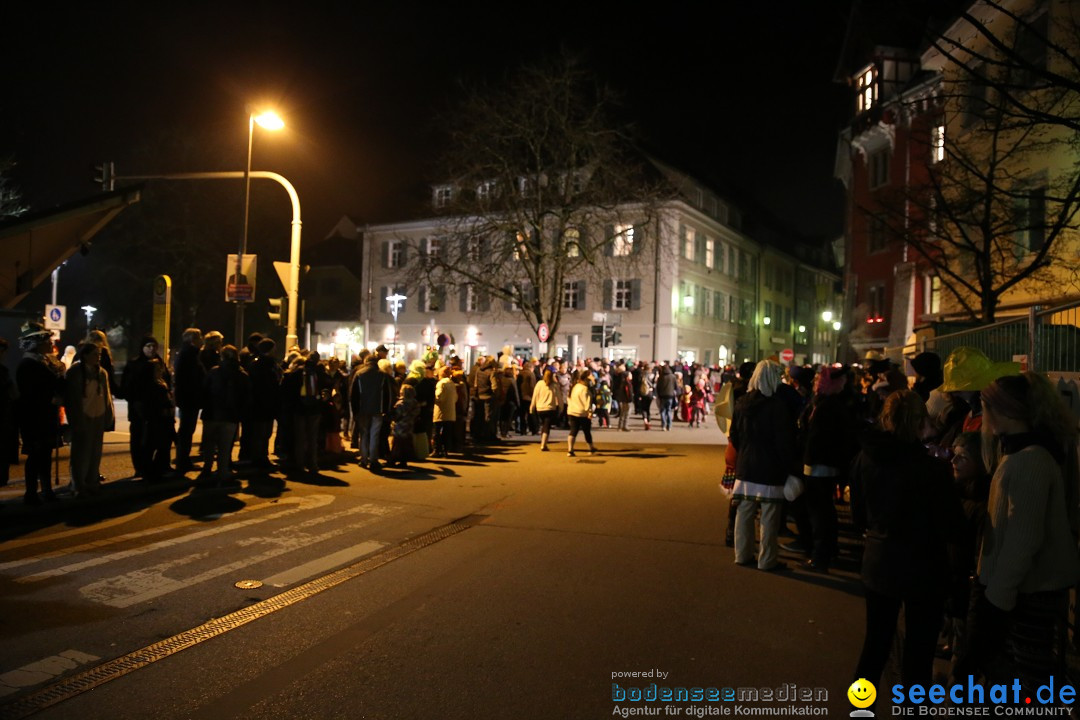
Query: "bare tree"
399 54 673 338
0 157 28 219
863 0 1080 322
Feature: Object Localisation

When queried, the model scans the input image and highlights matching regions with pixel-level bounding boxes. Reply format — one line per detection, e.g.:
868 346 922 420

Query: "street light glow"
798 324 806 333
821 310 833 323
762 316 771 326
833 321 842 331
254 111 285 131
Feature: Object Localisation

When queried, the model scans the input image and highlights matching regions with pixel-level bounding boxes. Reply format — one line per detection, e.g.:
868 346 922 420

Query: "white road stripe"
79 507 398 607
11 495 342 582
261 540 385 587
0 494 335 573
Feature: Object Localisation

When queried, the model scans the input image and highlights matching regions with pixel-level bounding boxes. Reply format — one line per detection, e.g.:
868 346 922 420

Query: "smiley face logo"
847 678 876 709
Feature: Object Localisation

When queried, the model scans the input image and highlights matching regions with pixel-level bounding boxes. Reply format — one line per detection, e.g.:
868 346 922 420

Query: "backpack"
639 378 649 396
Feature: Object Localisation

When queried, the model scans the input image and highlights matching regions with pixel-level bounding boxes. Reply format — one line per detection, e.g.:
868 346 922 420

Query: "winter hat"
939 347 1020 393
257 338 276 355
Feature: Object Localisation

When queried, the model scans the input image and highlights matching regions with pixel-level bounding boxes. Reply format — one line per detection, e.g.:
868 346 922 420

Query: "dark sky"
4 2 854 243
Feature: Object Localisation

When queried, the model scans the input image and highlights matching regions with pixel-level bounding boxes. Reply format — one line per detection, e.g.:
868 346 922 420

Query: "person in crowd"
555 361 572 429
0 338 16 488
432 366 457 458
933 347 1020 452
16 322 64 504
728 359 796 571
63 342 114 496
86 330 117 403
289 352 329 474
60 345 76 370
199 331 223 373
850 389 964 695
351 354 394 471
237 332 265 463
451 360 470 453
529 368 563 451
566 370 598 457
943 431 991 667
689 378 708 428
613 362 634 432
719 361 756 547
517 359 538 435
792 365 858 572
473 355 499 442
638 362 656 430
246 338 282 468
911 351 944 403
952 372 1080 693
201 345 251 483
655 363 677 431
388 383 420 469
142 357 176 481
497 362 519 440
121 335 171 478
172 327 204 473
595 379 612 429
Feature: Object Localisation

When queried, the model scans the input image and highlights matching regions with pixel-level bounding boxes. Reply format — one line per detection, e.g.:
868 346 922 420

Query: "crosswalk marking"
261 540 385 587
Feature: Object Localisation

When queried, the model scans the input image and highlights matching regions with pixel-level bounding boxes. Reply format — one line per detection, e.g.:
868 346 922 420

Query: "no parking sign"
44 304 66 331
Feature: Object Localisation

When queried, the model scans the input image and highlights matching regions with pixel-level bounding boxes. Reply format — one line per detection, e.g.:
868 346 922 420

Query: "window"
856 65 875 113
868 284 886 323
931 124 945 164
468 237 483 262
705 237 715 269
682 225 694 260
729 295 737 323
961 64 992 128
463 284 477 313
564 228 581 258
740 299 751 325
433 185 453 208
563 281 580 310
612 224 635 256
1014 187 1047 253
923 275 941 315
701 288 711 317
425 236 441 265
420 285 444 313
869 149 890 189
1013 12 1049 86
739 251 750 282
868 216 888 253
714 292 724 321
728 246 736 276
764 301 773 323
388 239 404 268
476 180 496 202
764 262 772 290
613 280 633 310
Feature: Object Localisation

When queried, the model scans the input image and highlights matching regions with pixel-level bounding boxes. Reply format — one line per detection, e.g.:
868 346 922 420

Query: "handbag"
720 468 736 498
783 474 805 502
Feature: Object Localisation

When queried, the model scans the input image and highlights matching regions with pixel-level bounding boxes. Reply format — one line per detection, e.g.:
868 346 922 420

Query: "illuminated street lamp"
235 109 285 344
386 292 407 358
762 316 771 326
81 304 97 331
833 320 842 332
821 310 833 323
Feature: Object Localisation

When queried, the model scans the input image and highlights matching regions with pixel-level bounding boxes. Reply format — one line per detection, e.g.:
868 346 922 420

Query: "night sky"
4 2 854 244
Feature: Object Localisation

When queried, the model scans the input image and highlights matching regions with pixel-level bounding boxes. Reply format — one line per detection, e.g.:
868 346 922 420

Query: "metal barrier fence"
887 300 1080 373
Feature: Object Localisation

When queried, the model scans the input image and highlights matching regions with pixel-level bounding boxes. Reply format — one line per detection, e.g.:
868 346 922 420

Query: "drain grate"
0 514 486 720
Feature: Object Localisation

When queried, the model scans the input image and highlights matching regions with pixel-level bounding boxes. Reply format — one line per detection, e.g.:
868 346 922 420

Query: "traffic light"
609 330 622 345
267 296 288 327
93 161 115 191
590 325 604 342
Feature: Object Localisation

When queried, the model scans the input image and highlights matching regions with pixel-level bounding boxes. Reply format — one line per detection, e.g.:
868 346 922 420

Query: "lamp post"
81 305 96 332
387 292 407 360
234 109 285 344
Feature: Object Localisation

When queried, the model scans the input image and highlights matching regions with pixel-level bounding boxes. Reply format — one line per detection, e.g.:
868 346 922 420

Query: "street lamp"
235 109 285 344
81 305 96 331
386 292 407 359
821 310 833 323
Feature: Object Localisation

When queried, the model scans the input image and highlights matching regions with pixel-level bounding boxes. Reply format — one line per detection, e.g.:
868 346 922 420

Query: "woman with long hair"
953 372 1080 692
529 368 563 452
566 370 598 457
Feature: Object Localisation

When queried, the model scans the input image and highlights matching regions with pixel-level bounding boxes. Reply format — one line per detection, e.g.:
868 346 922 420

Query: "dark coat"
850 430 965 600
729 390 796 487
201 361 251 423
800 392 858 470
351 362 393 416
247 354 283 420
655 367 677 399
16 355 62 451
173 342 205 411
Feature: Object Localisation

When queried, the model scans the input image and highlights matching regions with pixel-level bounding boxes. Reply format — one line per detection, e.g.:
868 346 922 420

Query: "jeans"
202 421 237 479
734 499 782 569
357 413 384 465
658 396 674 429
70 416 106 494
855 589 944 694
175 406 199 466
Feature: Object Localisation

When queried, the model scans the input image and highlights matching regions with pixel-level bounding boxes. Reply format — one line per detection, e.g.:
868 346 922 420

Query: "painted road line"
8 495 348 582
0 495 334 573
261 540 386 587
0 650 100 698
79 506 401 608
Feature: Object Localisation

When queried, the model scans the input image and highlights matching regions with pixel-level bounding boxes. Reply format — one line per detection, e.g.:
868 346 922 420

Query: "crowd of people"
722 348 1080 701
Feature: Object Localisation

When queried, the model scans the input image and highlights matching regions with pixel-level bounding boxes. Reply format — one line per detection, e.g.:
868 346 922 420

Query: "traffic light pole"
116 170 303 350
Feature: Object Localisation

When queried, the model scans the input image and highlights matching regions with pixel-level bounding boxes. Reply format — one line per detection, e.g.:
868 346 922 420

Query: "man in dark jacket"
246 338 282 468
655 363 678 431
351 355 393 471
201 345 251 482
473 356 499 442
172 327 204 472
16 323 63 504
122 335 171 478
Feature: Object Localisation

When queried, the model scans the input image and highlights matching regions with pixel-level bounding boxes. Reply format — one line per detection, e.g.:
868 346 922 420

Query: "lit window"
705 237 715 269
613 280 632 310
464 284 477 313
856 66 875 113
565 228 581 258
612 225 635 257
868 284 886 323
563 281 580 310
426 236 441 263
931 125 945 164
477 180 496 202
923 275 941 315
433 186 453 208
682 225 694 260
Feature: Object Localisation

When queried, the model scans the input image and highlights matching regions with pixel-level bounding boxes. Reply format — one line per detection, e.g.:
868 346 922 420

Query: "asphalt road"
0 409 868 719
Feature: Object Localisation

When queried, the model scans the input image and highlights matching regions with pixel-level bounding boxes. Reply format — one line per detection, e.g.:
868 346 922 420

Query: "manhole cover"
234 580 263 589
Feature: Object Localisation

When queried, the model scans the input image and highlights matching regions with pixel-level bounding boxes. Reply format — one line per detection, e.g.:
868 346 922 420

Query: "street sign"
779 348 795 364
537 323 549 343
44 304 66 331
153 275 172 361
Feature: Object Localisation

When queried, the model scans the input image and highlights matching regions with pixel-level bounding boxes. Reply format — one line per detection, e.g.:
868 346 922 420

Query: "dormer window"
477 180 497 202
856 65 876 113
433 185 453 209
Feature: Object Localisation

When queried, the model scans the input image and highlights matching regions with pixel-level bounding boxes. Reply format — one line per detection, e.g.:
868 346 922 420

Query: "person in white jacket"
432 367 457 458
528 369 563 451
566 371 598 457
